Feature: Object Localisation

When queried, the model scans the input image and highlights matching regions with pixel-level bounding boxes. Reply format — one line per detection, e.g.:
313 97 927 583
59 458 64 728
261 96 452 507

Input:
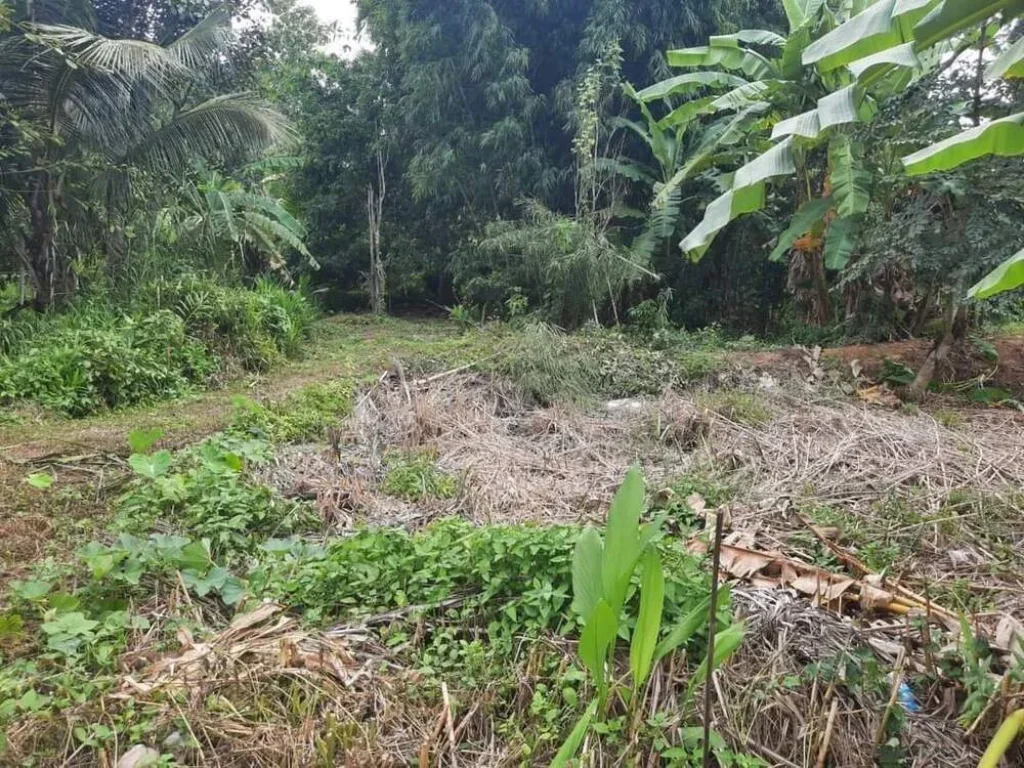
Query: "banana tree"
608 83 769 258
635 1 902 323
158 167 316 279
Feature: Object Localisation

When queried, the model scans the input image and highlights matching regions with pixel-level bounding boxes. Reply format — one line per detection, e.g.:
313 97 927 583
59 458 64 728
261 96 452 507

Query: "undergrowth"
0 278 317 417
229 381 354 443
382 451 458 502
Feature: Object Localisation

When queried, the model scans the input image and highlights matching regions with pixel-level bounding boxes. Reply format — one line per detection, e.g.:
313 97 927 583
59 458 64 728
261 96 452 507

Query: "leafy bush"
0 278 317 416
146 275 318 370
118 434 318 562
0 309 215 416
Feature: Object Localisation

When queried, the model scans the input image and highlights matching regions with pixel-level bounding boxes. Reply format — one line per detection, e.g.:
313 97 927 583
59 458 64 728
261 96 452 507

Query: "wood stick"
441 682 458 768
815 697 840 768
874 650 906 747
703 510 726 768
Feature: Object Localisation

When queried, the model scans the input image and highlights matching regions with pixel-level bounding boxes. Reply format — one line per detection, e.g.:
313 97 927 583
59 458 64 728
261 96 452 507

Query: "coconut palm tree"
0 4 291 307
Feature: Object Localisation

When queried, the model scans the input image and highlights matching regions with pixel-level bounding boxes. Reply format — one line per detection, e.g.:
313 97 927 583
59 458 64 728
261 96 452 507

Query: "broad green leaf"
847 42 922 80
12 579 53 601
818 85 873 131
772 109 821 140
128 428 164 454
571 527 604 621
26 472 54 490
549 700 598 767
829 135 871 217
653 596 712 664
914 0 1019 50
688 621 746 691
41 612 98 636
129 450 173 479
769 197 833 262
901 112 1024 175
804 0 937 72
601 466 645 613
578 599 618 699
969 248 1024 299
656 103 770 207
680 184 767 260
986 36 1024 81
666 46 774 79
734 137 797 190
629 551 665 686
710 30 787 47
637 72 748 102
659 81 782 128
782 0 826 32
781 24 812 78
824 216 861 270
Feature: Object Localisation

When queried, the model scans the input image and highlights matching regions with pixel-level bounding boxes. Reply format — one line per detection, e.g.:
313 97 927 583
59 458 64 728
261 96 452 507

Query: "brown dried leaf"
859 584 896 612
995 615 1024 656
857 385 900 408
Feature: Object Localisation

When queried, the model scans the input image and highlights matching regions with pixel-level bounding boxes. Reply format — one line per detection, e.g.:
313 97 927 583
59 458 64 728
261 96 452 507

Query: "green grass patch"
696 390 773 426
382 451 458 502
230 381 354 443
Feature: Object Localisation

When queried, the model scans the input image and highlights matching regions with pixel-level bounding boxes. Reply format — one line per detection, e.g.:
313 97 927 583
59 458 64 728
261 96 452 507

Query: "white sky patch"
300 0 369 57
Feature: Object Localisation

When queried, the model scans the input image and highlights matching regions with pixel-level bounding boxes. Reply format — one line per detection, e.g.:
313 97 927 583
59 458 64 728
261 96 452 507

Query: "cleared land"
1 316 1022 767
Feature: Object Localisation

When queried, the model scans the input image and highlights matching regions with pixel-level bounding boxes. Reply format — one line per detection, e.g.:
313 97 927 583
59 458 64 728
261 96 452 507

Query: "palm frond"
27 24 185 82
126 94 293 171
167 7 233 70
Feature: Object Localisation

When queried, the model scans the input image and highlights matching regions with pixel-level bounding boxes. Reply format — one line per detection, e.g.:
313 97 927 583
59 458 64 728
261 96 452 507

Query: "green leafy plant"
119 434 316 562
382 452 458 502
25 473 54 490
557 467 745 764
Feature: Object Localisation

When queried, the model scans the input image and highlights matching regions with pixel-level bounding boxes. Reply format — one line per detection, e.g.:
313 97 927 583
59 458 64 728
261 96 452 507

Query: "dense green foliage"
0 280 316 415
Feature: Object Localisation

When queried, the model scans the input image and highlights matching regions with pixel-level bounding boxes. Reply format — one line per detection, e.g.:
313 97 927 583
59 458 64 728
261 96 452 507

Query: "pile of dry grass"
723 588 983 768
350 374 691 524
705 392 1024 509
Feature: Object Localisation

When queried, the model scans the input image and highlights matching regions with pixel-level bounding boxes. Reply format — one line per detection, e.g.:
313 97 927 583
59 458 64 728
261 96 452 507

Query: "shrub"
0 310 215 416
230 381 355 443
145 274 318 370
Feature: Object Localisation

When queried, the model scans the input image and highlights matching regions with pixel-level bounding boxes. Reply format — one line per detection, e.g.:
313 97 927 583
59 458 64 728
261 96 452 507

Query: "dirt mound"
742 336 1024 394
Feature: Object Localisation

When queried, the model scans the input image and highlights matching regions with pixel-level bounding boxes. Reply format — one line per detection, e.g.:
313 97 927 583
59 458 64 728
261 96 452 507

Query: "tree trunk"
908 297 958 399
366 150 387 315
27 172 73 310
809 251 831 326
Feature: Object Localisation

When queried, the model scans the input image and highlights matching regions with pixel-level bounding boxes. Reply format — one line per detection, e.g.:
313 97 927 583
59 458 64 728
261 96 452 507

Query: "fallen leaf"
117 746 160 768
995 615 1024 656
857 385 900 408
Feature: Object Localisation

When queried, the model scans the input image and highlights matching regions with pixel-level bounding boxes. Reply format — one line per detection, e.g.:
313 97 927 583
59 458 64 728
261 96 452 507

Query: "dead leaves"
116 603 361 700
857 384 901 408
689 538 910 617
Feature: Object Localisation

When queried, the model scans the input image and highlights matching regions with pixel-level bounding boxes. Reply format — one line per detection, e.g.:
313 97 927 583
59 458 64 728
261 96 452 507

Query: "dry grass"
708 391 1024 509
724 588 984 768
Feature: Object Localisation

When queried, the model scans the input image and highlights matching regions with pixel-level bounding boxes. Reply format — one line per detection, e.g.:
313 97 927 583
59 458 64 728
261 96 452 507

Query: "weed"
933 408 965 429
696 390 773 426
118 433 318 562
0 310 215 416
230 381 354 443
382 451 458 502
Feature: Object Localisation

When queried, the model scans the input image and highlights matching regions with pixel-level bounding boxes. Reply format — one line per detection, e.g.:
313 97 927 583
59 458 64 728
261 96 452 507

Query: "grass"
695 389 774 426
